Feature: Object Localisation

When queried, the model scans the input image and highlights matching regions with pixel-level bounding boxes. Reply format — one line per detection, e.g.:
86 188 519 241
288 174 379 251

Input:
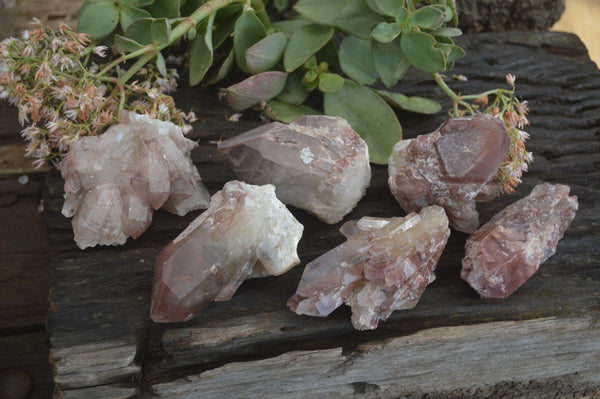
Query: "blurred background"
552 0 600 65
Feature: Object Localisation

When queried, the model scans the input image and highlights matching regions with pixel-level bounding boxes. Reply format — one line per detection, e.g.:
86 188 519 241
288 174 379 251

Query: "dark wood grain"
44 31 600 398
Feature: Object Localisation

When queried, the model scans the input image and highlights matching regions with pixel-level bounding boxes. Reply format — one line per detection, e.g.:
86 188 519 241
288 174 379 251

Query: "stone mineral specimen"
388 114 509 233
218 115 371 224
59 111 210 249
461 183 578 298
151 180 303 323
288 206 450 330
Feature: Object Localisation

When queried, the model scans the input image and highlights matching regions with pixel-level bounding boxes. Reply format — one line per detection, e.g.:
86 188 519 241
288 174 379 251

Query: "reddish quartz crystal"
461 183 578 298
388 114 510 233
288 206 450 330
218 115 371 224
151 181 303 322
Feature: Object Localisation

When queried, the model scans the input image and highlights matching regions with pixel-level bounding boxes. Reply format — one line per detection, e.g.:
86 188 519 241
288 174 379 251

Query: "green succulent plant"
78 0 461 163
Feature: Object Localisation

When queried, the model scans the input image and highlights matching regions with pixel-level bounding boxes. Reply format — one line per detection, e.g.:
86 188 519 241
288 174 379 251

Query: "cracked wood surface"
43 31 600 398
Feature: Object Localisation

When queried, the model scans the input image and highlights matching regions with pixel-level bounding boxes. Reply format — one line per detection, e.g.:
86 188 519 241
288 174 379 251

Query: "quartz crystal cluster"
388 114 509 233
461 183 578 298
151 180 303 323
59 111 210 249
218 115 371 224
288 206 450 330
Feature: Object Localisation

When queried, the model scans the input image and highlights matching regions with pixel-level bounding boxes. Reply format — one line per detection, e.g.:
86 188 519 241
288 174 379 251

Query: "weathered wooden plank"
0 143 52 176
151 316 600 399
43 31 600 397
58 384 136 399
52 337 139 389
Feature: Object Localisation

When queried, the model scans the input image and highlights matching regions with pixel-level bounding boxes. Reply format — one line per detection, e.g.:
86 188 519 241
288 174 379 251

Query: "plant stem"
432 72 458 101
98 0 263 83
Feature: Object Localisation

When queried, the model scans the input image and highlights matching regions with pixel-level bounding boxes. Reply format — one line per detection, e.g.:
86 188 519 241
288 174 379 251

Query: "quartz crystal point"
461 183 578 298
288 206 450 331
59 111 210 249
217 115 371 224
151 180 303 323
388 114 510 233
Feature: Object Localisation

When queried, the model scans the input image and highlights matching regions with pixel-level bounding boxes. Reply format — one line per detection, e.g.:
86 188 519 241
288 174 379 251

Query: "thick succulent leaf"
119 6 151 31
212 7 240 49
151 18 170 46
438 43 465 63
318 72 344 93
78 0 120 39
233 9 267 74
338 36 378 85
272 17 311 36
264 100 321 123
226 71 288 111
324 80 402 164
283 24 334 72
293 0 351 26
121 0 155 6
276 72 310 105
400 30 446 73
204 49 234 86
124 18 154 45
376 90 441 114
365 0 405 17
371 22 401 44
114 35 144 53
148 0 181 18
246 32 288 74
433 27 462 38
336 0 383 39
372 39 409 88
189 15 214 86
409 5 444 29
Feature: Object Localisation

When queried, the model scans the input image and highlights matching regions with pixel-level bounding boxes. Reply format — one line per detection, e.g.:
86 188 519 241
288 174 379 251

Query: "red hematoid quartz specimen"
59 111 210 249
288 206 450 330
218 115 371 224
151 180 303 323
461 183 578 298
388 114 510 233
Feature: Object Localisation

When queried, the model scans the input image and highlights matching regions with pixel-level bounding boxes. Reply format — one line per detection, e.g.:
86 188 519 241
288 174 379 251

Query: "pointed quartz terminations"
217 115 371 224
59 112 210 249
288 206 450 331
388 114 510 233
151 181 304 323
461 183 578 298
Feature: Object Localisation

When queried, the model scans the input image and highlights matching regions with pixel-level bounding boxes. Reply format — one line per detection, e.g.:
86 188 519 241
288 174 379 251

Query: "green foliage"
78 0 120 39
324 80 402 164
76 0 465 164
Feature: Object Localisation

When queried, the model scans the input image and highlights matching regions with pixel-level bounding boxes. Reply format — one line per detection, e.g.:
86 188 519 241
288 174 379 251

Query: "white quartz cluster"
59 111 210 249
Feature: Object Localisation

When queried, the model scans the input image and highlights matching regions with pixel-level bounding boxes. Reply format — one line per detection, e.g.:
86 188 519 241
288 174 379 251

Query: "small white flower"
93 46 109 58
517 129 530 141
158 102 169 114
506 73 516 86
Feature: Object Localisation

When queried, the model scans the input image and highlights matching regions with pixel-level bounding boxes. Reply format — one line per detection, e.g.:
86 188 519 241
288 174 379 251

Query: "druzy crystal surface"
461 183 578 298
388 114 509 233
151 180 303 323
288 206 450 330
218 115 371 224
59 112 210 249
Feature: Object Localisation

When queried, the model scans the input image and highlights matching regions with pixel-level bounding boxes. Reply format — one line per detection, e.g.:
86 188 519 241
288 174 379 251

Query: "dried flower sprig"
0 20 195 166
433 72 533 195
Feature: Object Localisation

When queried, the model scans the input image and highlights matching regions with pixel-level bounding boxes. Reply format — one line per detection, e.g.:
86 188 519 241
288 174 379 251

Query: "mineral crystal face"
217 115 371 224
151 180 303 323
388 114 510 233
461 183 578 298
288 206 450 330
59 111 210 249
